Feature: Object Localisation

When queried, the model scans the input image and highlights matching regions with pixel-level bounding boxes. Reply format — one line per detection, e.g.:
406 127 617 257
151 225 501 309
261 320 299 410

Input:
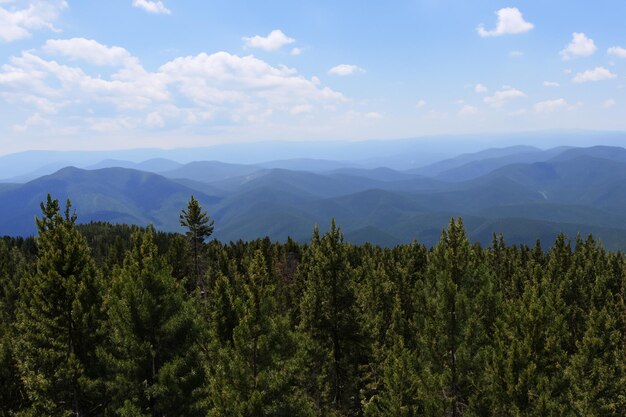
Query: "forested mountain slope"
4 146 626 249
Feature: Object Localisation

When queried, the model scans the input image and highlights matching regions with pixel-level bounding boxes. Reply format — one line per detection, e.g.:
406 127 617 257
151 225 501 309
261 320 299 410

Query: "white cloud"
475 83 488 93
160 52 345 106
484 87 527 107
477 7 534 37
291 104 312 114
560 33 596 60
543 81 560 88
43 38 134 66
416 99 427 108
132 0 170 15
509 50 524 57
603 98 616 109
572 66 617 83
534 98 569 113
0 50 170 110
0 39 354 136
0 0 67 42
290 47 302 56
242 29 295 51
459 105 479 116
328 64 365 76
608 46 626 59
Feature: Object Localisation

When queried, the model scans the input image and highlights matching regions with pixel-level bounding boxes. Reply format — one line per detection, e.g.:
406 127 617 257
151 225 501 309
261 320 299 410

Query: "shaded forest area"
1 195 625 417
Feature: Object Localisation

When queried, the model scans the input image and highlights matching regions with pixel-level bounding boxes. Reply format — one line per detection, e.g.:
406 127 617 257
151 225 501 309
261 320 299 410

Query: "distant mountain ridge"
4 144 626 249
3 130 626 180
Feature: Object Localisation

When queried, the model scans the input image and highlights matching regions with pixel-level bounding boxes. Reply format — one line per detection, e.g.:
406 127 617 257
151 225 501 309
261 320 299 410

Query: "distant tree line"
0 194 625 416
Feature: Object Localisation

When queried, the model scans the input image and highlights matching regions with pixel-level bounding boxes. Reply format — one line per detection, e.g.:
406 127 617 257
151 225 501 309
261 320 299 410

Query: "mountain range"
3 142 626 249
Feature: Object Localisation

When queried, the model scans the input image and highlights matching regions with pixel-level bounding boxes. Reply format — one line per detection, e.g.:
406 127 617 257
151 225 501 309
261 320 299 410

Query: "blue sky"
0 0 625 153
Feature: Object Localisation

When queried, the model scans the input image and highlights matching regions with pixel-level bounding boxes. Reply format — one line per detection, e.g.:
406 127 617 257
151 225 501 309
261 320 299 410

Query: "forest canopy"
0 195 625 417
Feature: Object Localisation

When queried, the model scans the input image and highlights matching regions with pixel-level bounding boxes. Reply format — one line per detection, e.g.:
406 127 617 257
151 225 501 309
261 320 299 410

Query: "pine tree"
180 195 214 291
101 226 204 416
15 195 104 416
356 252 396 409
363 296 423 417
417 218 497 416
567 273 626 416
298 220 363 416
486 235 573 417
205 250 312 417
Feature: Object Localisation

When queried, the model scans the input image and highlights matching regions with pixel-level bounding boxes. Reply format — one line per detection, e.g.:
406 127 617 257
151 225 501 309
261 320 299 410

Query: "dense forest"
1 194 625 417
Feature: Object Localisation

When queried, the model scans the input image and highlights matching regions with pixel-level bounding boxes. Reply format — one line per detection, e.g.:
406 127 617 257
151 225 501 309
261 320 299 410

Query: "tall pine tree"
298 220 363 416
101 225 204 416
180 196 214 291
15 195 104 416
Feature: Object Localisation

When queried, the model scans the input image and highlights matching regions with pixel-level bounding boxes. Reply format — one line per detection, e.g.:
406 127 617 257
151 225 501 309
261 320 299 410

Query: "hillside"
0 167 219 236
5 145 626 249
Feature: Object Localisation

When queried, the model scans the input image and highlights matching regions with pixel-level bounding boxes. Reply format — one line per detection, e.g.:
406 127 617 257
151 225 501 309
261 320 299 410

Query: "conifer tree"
205 250 312 417
15 195 104 416
180 195 214 290
417 218 497 416
101 226 203 416
567 274 626 416
356 253 396 408
298 220 363 416
487 236 573 416
363 296 423 417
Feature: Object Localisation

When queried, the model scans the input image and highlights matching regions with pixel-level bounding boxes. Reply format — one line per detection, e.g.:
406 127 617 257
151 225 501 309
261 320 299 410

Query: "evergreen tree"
363 296 423 417
487 235 573 417
205 250 312 417
298 220 363 416
101 226 203 416
15 195 104 416
180 195 214 291
355 253 396 409
567 274 626 416
417 218 497 416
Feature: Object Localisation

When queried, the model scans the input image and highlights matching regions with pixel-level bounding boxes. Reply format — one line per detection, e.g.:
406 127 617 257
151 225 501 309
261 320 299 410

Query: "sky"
0 0 625 153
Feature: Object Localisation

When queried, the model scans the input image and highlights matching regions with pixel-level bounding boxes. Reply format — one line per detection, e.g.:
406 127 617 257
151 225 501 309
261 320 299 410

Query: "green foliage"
14 195 104 416
180 195 215 290
3 196 626 416
100 225 204 416
204 250 313 416
298 220 364 416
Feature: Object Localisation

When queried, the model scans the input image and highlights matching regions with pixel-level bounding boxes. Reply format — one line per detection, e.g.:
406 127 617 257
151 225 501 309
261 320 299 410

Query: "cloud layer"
0 39 347 134
0 0 67 42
